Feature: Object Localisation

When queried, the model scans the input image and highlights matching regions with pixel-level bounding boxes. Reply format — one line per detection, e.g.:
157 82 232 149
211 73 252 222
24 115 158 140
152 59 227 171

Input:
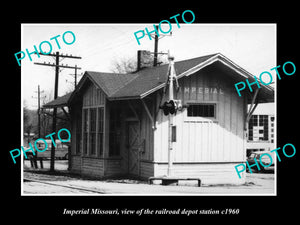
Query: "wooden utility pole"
69 65 81 90
74 65 78 88
32 85 45 138
153 25 159 67
31 85 44 168
34 52 81 172
38 85 41 138
36 85 43 138
152 25 172 67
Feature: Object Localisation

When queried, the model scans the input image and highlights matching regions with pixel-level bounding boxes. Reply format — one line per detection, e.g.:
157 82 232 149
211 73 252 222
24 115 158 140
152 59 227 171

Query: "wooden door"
127 121 140 176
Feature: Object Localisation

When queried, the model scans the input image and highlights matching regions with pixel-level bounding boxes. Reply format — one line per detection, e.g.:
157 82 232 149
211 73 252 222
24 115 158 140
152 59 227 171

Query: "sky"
21 23 276 113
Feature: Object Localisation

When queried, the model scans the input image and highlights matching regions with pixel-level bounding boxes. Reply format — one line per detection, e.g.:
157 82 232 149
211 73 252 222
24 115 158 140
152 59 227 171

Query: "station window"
109 107 121 156
97 108 104 156
83 108 88 155
89 108 97 155
187 104 216 118
75 109 82 154
82 107 104 157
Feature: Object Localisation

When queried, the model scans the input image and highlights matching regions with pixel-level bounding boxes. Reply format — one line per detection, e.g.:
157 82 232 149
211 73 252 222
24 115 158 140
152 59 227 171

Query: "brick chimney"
137 50 152 71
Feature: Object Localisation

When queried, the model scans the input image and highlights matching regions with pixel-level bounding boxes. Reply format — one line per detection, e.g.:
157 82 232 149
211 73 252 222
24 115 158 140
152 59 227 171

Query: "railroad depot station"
43 53 274 185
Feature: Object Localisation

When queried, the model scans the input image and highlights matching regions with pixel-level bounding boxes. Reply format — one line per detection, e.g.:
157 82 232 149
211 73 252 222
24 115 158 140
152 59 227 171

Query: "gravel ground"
23 160 275 195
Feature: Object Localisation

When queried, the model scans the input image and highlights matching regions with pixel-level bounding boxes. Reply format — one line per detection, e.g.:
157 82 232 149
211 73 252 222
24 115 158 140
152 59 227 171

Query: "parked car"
23 139 70 160
246 151 275 173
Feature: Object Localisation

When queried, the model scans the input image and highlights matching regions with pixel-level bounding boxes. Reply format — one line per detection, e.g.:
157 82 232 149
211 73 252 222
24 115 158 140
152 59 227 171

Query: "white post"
167 52 175 177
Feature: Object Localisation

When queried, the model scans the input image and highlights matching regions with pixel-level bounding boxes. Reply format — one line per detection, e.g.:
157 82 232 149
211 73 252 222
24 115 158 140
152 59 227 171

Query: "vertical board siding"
140 106 154 162
135 98 155 178
70 81 107 178
153 163 245 185
70 106 77 156
83 82 106 107
69 66 247 182
154 69 245 163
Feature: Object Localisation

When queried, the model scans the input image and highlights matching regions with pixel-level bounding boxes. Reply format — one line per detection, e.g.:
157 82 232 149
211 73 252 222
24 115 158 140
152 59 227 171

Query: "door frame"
125 120 141 177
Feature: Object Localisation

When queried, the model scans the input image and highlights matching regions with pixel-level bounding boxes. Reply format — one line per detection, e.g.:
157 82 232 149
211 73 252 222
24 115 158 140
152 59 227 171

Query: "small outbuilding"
45 53 274 185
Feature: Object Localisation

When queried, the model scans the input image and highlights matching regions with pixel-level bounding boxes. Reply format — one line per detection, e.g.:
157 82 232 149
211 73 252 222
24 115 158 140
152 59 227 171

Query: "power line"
84 37 136 59
35 52 82 59
82 26 141 59
34 51 81 172
82 32 133 58
34 62 81 70
68 65 82 90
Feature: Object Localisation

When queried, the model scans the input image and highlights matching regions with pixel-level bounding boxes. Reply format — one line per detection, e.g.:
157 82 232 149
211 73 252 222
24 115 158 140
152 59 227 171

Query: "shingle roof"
110 53 217 99
42 92 72 108
86 71 138 97
43 53 274 108
106 53 274 103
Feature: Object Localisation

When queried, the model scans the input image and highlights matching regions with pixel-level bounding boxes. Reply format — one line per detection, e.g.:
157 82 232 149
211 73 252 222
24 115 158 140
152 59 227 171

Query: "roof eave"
108 96 141 101
42 103 67 109
68 72 110 105
139 53 244 99
139 53 274 103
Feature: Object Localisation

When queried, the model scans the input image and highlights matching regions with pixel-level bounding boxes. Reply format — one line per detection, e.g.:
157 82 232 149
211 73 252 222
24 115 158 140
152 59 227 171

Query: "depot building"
43 53 274 185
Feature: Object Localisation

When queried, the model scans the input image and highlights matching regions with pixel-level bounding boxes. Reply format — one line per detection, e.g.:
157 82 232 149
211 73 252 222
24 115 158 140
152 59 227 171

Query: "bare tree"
110 51 168 74
110 56 137 74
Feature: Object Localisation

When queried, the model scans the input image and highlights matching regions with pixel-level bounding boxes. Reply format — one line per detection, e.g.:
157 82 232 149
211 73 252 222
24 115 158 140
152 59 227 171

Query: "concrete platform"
148 176 201 187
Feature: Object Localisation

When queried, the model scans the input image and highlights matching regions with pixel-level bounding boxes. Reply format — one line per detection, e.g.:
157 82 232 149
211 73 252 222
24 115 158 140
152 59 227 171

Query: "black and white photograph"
21 23 276 195
4 5 298 220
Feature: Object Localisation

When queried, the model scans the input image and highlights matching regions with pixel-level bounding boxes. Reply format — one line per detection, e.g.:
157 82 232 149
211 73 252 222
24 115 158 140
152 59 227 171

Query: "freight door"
127 121 140 176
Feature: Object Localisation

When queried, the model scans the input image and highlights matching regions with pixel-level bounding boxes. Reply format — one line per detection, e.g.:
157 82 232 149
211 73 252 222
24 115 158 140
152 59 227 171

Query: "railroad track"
24 178 107 194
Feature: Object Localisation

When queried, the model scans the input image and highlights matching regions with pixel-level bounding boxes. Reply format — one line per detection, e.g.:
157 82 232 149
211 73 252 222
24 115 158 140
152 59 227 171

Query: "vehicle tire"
65 153 69 160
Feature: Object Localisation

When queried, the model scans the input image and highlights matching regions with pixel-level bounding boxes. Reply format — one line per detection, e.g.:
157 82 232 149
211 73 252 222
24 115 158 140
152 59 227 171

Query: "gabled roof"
107 53 274 103
110 53 218 99
86 71 138 97
67 71 138 104
42 92 72 108
68 53 219 103
44 53 274 108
